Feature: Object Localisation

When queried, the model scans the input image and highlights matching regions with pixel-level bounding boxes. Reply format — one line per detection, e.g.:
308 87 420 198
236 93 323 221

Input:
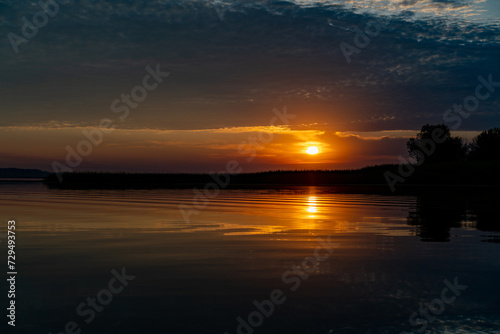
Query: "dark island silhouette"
44 125 500 191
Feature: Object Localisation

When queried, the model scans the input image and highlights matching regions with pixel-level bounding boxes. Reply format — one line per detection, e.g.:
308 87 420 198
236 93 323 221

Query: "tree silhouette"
469 128 500 161
407 124 466 164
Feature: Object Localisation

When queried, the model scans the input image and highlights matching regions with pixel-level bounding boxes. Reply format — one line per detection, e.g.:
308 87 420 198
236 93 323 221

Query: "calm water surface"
1 183 499 334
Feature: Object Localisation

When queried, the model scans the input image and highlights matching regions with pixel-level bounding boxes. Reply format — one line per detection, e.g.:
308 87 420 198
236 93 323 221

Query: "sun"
306 146 319 155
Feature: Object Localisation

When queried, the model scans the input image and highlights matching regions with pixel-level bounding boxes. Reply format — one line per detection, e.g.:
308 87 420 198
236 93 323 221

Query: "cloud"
282 0 496 25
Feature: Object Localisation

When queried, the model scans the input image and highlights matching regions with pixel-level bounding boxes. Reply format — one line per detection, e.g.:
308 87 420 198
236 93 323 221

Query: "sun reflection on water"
306 196 317 217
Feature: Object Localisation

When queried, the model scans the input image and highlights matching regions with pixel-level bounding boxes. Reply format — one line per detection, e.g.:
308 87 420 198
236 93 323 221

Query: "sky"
1 0 499 172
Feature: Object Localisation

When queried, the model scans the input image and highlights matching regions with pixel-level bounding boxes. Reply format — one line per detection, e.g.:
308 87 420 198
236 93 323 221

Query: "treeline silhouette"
44 125 500 190
401 125 500 185
44 167 399 190
407 125 500 163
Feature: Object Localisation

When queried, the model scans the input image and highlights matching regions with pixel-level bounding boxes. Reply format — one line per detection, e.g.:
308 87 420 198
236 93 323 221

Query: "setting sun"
306 146 319 155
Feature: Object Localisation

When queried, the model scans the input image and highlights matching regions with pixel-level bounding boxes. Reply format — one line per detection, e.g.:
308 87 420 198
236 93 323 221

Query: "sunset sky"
1 0 499 172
